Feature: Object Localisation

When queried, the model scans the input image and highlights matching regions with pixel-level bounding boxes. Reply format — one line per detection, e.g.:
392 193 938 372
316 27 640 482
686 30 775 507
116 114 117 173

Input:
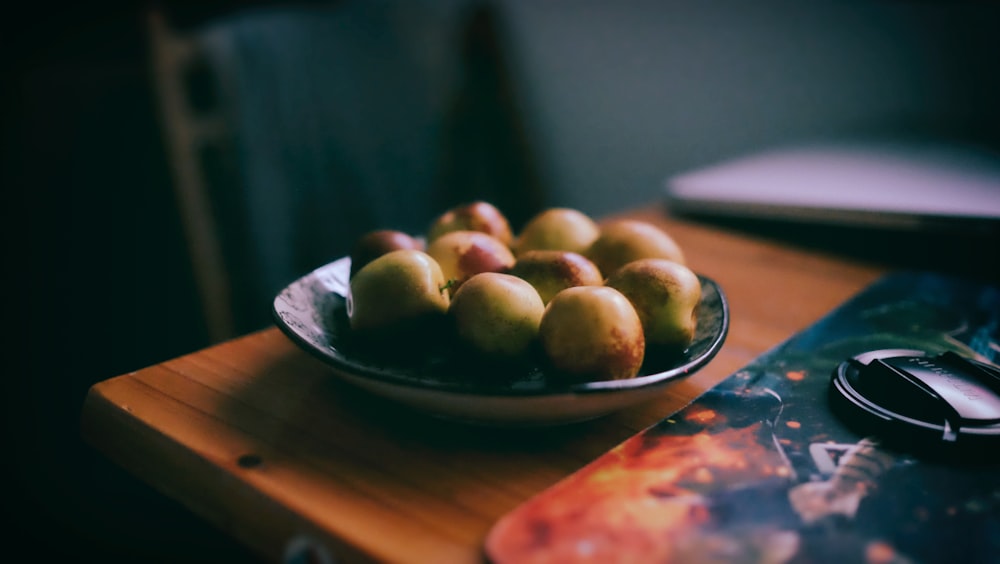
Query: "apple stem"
440 279 457 294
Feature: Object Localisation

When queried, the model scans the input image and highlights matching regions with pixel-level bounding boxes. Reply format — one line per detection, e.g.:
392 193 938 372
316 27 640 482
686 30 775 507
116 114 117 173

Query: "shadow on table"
673 211 1000 284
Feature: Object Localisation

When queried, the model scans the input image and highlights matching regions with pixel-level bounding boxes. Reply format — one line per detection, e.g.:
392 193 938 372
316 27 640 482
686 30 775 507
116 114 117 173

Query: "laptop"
664 140 1000 233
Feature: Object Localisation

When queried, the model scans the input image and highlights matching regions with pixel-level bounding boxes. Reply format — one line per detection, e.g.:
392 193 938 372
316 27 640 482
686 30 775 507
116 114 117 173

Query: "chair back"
148 2 545 341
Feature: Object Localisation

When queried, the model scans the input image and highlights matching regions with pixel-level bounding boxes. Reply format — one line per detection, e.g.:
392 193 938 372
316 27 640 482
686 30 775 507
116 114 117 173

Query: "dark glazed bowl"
273 257 729 426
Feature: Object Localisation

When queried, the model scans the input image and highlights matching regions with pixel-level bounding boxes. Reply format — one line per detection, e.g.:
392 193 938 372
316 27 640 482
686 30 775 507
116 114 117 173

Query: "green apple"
448 272 545 359
585 219 685 278
347 249 450 336
425 230 516 291
427 201 513 246
513 207 600 256
605 258 702 350
507 250 604 305
349 229 424 278
539 286 645 382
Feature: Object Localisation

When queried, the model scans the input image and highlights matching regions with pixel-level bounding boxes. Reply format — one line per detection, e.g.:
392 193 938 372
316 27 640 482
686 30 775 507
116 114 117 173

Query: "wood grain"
82 205 883 563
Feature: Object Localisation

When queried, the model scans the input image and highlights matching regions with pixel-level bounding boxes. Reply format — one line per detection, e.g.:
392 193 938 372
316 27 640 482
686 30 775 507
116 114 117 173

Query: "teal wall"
496 0 999 215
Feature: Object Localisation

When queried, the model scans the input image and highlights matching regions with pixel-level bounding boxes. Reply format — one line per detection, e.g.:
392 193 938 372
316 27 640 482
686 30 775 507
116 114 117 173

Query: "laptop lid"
664 140 1000 233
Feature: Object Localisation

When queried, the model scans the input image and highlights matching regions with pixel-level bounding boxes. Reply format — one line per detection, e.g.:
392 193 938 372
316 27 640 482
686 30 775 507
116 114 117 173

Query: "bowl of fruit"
273 202 728 426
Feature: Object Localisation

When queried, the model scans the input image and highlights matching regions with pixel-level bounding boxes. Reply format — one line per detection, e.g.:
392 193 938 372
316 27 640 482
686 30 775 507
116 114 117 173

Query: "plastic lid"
830 349 1000 457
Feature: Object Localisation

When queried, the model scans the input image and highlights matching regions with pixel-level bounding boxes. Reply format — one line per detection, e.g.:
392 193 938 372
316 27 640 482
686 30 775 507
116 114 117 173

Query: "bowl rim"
272 256 729 399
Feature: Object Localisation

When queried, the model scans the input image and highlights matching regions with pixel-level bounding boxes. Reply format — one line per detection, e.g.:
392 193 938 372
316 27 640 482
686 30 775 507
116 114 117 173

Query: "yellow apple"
513 207 600 256
605 258 701 350
585 219 685 278
347 249 450 336
539 286 645 382
449 272 545 359
507 250 604 304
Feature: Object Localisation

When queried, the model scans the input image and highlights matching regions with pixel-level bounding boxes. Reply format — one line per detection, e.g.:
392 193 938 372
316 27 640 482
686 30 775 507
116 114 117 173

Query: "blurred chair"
148 0 545 343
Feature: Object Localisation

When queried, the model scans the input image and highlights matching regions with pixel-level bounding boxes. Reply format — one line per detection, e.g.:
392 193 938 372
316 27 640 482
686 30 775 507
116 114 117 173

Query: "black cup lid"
830 348 1000 456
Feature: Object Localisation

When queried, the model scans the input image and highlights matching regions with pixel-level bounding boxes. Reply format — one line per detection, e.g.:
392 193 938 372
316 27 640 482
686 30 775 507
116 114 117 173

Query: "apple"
605 258 702 350
448 272 545 359
539 286 645 382
347 249 450 337
425 230 516 291
507 250 604 305
585 219 686 278
427 200 513 246
513 207 600 256
349 229 424 278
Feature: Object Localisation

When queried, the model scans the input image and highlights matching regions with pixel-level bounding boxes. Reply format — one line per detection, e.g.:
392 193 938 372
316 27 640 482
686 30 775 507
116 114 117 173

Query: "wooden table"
81 205 884 563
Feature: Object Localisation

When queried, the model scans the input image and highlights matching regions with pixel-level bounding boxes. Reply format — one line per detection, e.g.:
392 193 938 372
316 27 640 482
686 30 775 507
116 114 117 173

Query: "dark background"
3 1 998 561
4 3 266 561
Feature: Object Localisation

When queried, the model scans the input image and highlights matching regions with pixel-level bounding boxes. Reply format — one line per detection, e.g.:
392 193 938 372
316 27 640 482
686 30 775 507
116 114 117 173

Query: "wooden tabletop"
81 204 884 563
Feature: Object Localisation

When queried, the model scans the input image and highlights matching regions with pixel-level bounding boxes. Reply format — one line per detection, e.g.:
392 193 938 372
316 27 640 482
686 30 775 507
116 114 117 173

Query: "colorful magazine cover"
486 271 1000 564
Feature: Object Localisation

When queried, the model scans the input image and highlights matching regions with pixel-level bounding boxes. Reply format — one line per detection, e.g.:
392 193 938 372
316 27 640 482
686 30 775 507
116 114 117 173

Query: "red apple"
427 201 514 246
349 229 424 278
425 230 516 291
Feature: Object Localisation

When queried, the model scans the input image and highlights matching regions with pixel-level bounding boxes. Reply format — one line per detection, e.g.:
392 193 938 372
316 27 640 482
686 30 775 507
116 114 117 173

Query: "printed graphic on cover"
486 272 1000 564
